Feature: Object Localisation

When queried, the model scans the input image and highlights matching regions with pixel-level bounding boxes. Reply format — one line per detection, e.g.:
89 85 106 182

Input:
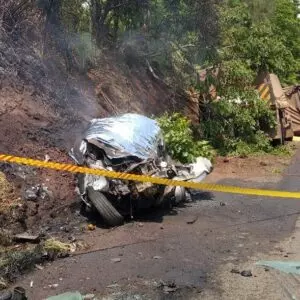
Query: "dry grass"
44 238 71 253
0 172 20 213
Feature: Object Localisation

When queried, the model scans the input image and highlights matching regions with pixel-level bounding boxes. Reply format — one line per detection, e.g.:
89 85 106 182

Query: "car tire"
87 187 124 227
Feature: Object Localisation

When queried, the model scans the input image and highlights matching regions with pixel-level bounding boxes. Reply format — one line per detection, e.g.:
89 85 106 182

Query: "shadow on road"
81 190 215 227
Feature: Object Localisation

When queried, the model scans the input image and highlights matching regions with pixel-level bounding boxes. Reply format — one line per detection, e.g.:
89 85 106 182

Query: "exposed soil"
207 151 296 183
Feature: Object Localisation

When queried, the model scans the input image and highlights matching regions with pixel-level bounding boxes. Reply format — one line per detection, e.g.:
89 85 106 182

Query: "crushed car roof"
81 113 163 160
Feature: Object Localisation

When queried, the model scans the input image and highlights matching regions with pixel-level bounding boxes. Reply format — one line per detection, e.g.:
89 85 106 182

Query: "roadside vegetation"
1 0 299 160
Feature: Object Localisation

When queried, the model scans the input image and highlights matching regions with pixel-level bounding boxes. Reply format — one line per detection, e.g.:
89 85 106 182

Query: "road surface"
17 151 300 299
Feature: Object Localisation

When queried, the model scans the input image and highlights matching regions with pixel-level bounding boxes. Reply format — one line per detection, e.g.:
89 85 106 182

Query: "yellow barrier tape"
1 153 300 199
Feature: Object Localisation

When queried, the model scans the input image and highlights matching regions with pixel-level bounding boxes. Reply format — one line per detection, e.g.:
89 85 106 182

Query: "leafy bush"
157 113 215 163
200 91 276 156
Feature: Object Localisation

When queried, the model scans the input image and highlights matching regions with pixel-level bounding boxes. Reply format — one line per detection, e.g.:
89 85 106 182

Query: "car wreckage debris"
70 113 213 226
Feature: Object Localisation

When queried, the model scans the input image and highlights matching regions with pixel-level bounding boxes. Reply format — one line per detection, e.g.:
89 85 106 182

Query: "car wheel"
87 187 124 227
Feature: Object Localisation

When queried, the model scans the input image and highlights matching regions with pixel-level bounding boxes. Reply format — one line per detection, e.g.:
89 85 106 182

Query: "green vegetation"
5 0 299 158
34 0 299 85
199 91 277 156
157 113 215 163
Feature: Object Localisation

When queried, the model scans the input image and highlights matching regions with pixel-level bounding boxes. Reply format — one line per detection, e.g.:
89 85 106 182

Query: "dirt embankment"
0 4 193 238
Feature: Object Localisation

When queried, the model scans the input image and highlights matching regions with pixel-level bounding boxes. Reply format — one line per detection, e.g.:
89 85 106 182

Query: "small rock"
45 155 50 162
83 294 95 300
107 284 120 288
111 258 121 263
260 161 268 166
160 226 164 230
240 270 252 277
220 202 226 206
23 186 40 202
230 268 240 274
163 286 177 293
284 254 289 258
161 281 177 294
138 223 144 227
14 233 40 243
35 264 44 270
153 256 162 260
223 157 230 163
186 216 198 224
68 236 76 242
30 280 34 288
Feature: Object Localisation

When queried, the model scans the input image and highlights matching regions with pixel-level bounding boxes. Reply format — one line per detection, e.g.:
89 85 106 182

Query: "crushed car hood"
77 113 163 161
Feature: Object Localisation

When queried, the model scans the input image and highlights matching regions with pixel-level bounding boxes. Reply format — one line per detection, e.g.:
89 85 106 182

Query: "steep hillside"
0 3 189 233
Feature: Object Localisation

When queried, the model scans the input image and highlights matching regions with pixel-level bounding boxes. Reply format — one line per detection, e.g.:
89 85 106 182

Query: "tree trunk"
43 0 75 70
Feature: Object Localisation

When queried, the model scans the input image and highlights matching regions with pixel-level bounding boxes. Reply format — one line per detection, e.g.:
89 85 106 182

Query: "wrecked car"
70 113 213 226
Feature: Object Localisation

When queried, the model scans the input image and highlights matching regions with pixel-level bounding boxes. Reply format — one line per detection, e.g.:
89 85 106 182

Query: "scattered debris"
14 233 40 244
240 270 252 277
71 114 213 227
159 281 178 294
87 224 96 231
68 236 76 243
83 294 95 300
22 184 52 204
111 258 121 263
107 284 120 289
186 216 198 224
35 264 44 270
231 268 252 277
23 185 40 202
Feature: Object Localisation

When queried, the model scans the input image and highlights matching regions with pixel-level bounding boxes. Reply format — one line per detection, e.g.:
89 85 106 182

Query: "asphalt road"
17 151 300 299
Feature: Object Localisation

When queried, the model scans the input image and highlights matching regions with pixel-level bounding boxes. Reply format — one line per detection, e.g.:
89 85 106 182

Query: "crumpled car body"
70 113 213 226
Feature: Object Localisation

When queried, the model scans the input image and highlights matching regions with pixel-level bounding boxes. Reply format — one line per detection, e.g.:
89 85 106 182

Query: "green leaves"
200 91 276 156
157 113 215 163
218 0 300 87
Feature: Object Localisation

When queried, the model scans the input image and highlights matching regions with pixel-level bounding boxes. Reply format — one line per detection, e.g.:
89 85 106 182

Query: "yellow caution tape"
1 153 300 199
